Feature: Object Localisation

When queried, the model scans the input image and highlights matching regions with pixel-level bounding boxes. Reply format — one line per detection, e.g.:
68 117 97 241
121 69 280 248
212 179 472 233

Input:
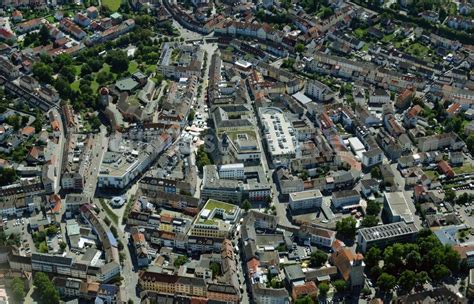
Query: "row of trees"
33 272 60 304
366 229 461 294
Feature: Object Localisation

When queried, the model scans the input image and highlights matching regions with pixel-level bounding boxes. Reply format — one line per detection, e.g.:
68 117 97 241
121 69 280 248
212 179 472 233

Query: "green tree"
405 251 422 270
196 145 212 172
365 247 381 268
46 226 58 236
415 271 429 287
371 166 382 179
38 25 50 45
366 200 381 216
361 215 378 227
105 50 129 74
431 264 450 281
444 188 456 203
174 255 188 267
38 242 48 253
335 217 357 239
466 135 474 155
398 270 416 293
376 273 396 293
318 282 329 297
309 250 328 267
0 167 17 186
59 241 67 252
295 43 305 53
209 261 221 279
10 277 25 303
33 272 60 304
32 62 53 84
333 279 346 293
242 200 251 212
294 295 314 304
187 109 195 121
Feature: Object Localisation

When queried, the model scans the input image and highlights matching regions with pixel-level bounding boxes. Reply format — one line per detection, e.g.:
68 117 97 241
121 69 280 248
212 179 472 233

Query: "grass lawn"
128 61 138 74
102 0 121 11
454 164 474 175
99 198 119 225
354 28 367 39
71 80 80 91
73 64 82 76
405 43 430 58
204 199 237 213
424 170 439 181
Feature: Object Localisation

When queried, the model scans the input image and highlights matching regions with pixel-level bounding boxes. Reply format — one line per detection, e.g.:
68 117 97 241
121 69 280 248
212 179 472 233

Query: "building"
383 192 414 223
259 107 297 167
188 200 241 247
31 253 73 276
289 189 323 212
331 189 360 209
297 224 336 248
357 221 419 253
305 79 334 102
201 165 271 203
331 247 365 290
138 272 207 297
252 283 289 304
218 163 245 180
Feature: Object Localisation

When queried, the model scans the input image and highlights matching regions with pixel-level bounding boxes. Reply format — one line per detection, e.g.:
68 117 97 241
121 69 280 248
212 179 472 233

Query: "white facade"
305 80 334 101
289 189 323 211
218 163 245 180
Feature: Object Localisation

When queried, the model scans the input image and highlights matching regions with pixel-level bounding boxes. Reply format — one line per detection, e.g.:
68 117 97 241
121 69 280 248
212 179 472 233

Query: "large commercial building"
259 107 297 167
383 192 414 223
357 221 419 253
98 133 171 189
189 200 241 240
201 165 271 203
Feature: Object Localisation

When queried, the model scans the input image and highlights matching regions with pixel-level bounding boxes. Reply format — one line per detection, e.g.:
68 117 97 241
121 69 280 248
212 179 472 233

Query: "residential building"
331 189 360 209
289 189 323 211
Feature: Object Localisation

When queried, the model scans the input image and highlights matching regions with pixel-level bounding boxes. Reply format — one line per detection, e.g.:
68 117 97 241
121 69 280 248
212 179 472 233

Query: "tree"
32 62 53 84
444 246 460 273
444 188 456 202
294 295 314 304
38 242 48 253
365 247 381 268
10 277 25 303
174 255 188 267
310 250 328 267
0 167 17 187
361 215 378 227
431 264 450 281
38 25 50 45
466 134 474 155
415 271 429 288
366 200 381 216
376 273 396 293
46 226 58 236
90 115 101 130
59 241 67 252
242 200 251 212
187 109 195 121
371 166 382 179
398 270 416 293
34 272 60 304
295 43 305 53
318 282 329 297
405 251 422 270
196 145 212 172
105 50 129 74
333 280 346 293
209 261 221 279
335 217 357 239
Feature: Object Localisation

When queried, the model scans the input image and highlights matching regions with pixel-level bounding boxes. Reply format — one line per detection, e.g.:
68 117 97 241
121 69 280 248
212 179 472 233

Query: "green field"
204 199 237 213
454 164 474 175
102 0 121 11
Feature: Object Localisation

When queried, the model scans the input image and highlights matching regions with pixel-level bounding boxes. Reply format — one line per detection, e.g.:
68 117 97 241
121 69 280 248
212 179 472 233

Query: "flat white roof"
348 137 365 152
292 92 312 105
220 163 244 170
